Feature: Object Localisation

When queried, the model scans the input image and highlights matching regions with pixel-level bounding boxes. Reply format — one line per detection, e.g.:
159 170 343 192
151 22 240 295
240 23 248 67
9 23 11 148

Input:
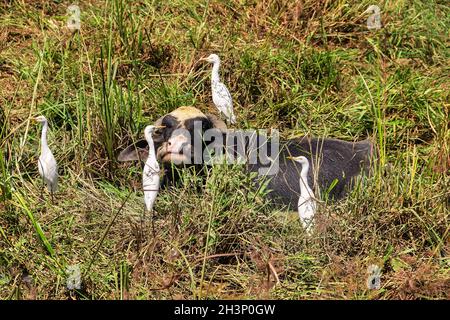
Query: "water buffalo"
118 106 375 207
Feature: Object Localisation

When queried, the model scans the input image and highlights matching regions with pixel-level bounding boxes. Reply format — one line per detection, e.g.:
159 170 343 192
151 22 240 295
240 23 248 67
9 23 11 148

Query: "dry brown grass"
0 0 448 300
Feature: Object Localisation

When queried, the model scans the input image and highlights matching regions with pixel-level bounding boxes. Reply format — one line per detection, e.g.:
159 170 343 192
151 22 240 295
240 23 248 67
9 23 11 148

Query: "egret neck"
145 132 157 163
211 60 220 84
40 120 50 152
299 159 312 197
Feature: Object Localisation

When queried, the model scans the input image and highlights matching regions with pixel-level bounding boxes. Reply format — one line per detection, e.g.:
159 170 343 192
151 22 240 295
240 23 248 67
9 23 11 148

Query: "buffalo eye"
185 117 212 132
162 115 179 128
202 119 213 131
161 115 179 140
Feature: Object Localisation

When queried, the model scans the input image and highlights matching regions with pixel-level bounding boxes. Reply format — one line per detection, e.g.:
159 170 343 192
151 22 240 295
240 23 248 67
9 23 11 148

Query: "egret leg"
143 204 156 238
51 191 54 204
150 209 155 238
40 179 45 203
136 206 144 249
38 160 45 202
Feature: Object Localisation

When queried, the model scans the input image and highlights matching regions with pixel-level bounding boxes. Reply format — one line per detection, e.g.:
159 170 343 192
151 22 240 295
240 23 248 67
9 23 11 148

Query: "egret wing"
212 82 235 121
212 82 233 108
143 161 160 211
38 151 58 192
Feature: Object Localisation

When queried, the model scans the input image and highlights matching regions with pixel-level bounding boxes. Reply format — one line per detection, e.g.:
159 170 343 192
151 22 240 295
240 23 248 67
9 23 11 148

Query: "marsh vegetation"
0 0 448 299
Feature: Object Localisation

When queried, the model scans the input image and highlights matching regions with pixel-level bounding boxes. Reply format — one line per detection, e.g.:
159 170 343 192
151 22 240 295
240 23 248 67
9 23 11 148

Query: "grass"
0 0 449 299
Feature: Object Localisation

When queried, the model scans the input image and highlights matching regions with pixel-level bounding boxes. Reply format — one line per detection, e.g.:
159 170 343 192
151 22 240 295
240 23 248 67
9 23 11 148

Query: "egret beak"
154 125 166 129
363 7 378 14
286 156 294 160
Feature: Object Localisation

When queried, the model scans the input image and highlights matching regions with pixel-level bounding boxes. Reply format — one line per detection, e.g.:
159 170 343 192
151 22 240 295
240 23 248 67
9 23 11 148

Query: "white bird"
142 125 162 213
34 116 58 202
364 5 382 30
201 54 236 125
288 156 317 232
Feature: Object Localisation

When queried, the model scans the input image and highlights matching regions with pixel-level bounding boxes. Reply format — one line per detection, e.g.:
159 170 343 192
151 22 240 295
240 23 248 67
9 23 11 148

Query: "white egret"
34 116 58 202
364 5 382 30
201 54 236 125
287 156 317 232
142 125 163 213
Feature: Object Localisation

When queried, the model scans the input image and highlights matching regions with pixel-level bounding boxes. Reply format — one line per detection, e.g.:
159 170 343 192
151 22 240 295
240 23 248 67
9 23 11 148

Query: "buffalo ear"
205 113 227 131
117 139 149 162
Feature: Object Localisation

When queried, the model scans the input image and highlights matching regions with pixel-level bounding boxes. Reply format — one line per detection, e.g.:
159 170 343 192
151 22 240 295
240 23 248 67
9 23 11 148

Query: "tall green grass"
0 0 448 300
0 151 11 204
